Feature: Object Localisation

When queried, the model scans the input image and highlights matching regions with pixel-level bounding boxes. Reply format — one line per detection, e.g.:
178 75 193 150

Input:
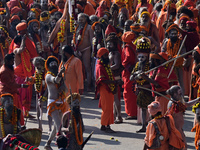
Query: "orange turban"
28 19 40 28
165 24 179 33
97 47 109 58
121 31 135 43
150 53 162 60
11 6 23 15
16 22 27 31
148 101 162 116
30 8 41 19
91 21 101 30
10 15 20 22
159 52 168 61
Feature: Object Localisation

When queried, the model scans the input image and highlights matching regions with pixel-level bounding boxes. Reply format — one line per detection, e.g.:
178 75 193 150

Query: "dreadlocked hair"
106 32 119 47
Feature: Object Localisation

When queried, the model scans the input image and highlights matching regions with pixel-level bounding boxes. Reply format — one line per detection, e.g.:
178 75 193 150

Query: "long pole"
167 35 187 78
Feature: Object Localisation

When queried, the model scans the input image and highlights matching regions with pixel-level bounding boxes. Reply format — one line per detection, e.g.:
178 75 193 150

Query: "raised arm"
13 35 26 55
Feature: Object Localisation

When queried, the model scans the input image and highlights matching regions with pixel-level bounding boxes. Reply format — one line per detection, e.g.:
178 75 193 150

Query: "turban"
148 101 162 116
130 24 142 33
150 53 162 60
162 1 176 11
0 8 6 15
159 52 168 61
66 93 81 104
10 15 20 22
91 21 101 30
11 6 23 15
178 15 190 24
30 8 41 19
121 31 135 43
140 11 151 19
136 37 151 53
186 21 197 29
16 22 27 31
28 19 40 28
165 24 179 33
97 47 109 58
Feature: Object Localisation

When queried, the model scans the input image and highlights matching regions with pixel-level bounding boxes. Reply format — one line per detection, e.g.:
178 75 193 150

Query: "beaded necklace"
22 49 32 72
100 59 115 92
35 71 43 93
133 62 149 85
0 40 9 58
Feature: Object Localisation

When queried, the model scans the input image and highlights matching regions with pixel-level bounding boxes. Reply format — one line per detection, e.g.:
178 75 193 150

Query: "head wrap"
130 24 142 33
97 47 109 58
162 1 176 11
11 6 23 15
66 93 81 104
150 53 162 60
40 12 50 22
159 52 168 61
49 2 58 14
178 15 190 24
165 24 179 33
30 8 41 19
10 15 20 22
186 20 197 29
16 22 27 31
148 101 162 116
136 37 151 53
45 56 60 71
0 93 14 100
0 8 6 15
91 21 101 30
28 19 40 28
121 31 135 43
140 11 151 19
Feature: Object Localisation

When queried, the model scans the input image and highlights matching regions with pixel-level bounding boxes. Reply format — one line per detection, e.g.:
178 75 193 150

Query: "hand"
59 67 65 74
79 89 84 95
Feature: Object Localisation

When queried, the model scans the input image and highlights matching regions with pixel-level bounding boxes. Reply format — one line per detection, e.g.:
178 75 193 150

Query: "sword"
167 35 187 78
144 48 196 74
137 86 171 100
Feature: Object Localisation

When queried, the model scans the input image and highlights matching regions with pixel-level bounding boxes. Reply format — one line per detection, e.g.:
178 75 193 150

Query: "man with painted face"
96 47 117 133
191 102 200 150
118 8 129 31
60 93 84 150
73 13 94 91
0 93 21 138
44 56 67 150
106 33 123 124
166 85 200 150
130 37 154 133
28 19 44 56
162 24 186 96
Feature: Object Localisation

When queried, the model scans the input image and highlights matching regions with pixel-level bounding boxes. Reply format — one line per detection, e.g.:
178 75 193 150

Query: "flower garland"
35 71 43 93
46 71 56 77
9 137 39 150
154 114 163 119
133 62 149 85
0 9 6 15
0 107 17 138
70 15 75 33
73 115 83 145
0 27 9 37
57 19 66 43
73 22 88 51
0 40 9 58
192 102 200 113
100 59 115 92
22 49 32 72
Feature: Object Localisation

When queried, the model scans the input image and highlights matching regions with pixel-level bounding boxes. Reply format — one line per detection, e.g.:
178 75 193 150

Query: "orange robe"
145 115 185 150
191 123 200 150
59 56 84 96
96 60 114 126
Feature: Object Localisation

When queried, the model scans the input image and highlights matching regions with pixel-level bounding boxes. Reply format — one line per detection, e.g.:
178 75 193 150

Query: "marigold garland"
0 27 9 37
22 49 32 72
73 22 88 51
0 107 17 138
154 114 163 119
57 19 66 43
0 9 6 15
73 115 83 145
100 59 115 92
192 102 200 113
133 62 150 85
35 72 43 93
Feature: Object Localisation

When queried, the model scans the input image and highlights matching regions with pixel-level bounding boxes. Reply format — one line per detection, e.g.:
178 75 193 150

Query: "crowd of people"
0 0 200 149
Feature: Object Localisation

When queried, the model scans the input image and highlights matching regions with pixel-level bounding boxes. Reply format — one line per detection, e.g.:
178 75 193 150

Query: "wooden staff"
167 35 187 78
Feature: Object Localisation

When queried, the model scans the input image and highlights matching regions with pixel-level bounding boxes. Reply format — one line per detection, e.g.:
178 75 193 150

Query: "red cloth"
105 24 117 37
95 1 107 17
7 0 19 10
11 6 23 15
84 2 95 16
121 43 137 116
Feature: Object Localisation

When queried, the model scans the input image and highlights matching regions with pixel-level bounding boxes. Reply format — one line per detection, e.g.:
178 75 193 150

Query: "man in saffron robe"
9 22 38 118
96 47 117 133
144 101 185 150
59 45 84 96
121 31 137 119
0 53 29 126
77 0 95 16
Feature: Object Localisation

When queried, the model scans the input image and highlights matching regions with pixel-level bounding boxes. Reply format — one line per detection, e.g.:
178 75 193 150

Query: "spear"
144 48 195 74
69 84 73 133
167 35 187 78
81 131 94 148
102 29 106 47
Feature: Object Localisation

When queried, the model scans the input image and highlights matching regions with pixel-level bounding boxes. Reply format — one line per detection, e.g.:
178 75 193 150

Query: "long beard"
5 106 13 119
138 61 147 70
49 66 58 75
